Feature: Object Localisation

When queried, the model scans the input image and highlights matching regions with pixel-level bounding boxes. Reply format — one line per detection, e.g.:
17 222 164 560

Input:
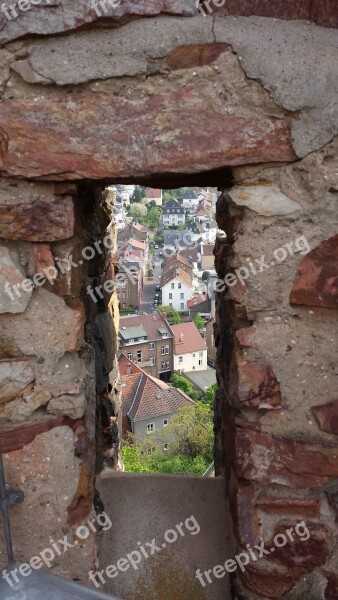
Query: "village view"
111 185 222 476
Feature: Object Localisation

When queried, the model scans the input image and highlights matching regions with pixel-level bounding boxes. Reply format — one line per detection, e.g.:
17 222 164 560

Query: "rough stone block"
266 520 334 568
227 183 301 216
0 359 34 405
312 400 338 435
0 387 51 423
235 427 338 487
230 351 283 409
48 392 86 420
0 245 32 314
290 234 338 309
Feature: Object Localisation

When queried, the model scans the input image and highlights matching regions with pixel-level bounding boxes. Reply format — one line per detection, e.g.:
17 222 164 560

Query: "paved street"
139 249 162 313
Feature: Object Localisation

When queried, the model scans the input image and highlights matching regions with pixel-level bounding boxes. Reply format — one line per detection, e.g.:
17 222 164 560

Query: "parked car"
154 293 160 300
155 285 161 292
207 358 216 368
154 244 159 249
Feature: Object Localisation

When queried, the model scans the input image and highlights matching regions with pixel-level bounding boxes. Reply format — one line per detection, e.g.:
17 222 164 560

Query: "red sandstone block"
230 351 283 409
312 400 338 435
265 520 334 568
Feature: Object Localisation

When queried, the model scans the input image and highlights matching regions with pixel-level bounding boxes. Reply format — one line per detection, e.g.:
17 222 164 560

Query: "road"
139 249 162 314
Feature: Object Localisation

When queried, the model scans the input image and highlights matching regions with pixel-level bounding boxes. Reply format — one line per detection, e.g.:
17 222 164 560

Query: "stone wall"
0 2 337 598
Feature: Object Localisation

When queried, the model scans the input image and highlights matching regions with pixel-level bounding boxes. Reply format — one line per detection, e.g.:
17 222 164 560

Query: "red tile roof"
119 354 194 422
187 294 207 309
146 188 162 199
129 238 146 251
160 266 192 288
164 253 192 271
120 313 172 342
171 322 207 355
201 244 214 255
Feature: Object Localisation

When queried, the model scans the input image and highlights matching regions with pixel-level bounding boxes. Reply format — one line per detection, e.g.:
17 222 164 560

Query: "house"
116 263 143 310
183 197 199 210
119 313 173 380
119 354 195 442
187 294 211 319
170 322 208 372
163 253 193 278
179 246 200 267
162 199 185 227
146 188 163 206
117 222 148 245
201 244 215 271
160 267 193 312
163 229 194 249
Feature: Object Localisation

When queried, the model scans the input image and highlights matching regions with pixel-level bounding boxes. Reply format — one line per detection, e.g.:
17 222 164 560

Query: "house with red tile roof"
160 266 193 312
187 294 211 318
170 322 208 373
119 354 194 441
163 253 193 278
145 188 163 206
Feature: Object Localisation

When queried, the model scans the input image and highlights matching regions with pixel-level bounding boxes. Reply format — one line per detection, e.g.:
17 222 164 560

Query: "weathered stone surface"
229 472 260 546
235 427 338 487
0 0 198 45
29 244 56 277
266 520 334 568
0 246 32 314
214 18 338 157
0 387 51 422
0 90 295 181
240 562 305 599
166 43 231 70
0 289 85 357
312 400 338 435
325 574 338 600
0 196 76 241
19 18 214 85
290 234 338 309
227 183 301 216
230 352 283 409
209 0 338 28
48 392 86 419
256 496 320 517
0 359 34 405
0 415 71 452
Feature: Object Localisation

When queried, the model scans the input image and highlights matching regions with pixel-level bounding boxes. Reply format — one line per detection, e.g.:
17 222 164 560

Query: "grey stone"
0 246 32 314
48 391 86 419
214 17 338 157
0 359 34 404
228 184 302 216
0 387 51 422
19 17 213 85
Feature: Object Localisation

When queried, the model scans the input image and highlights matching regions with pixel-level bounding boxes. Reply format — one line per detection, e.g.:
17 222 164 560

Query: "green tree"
205 383 217 407
129 202 147 220
194 313 204 330
202 271 210 281
120 434 150 473
158 305 181 324
146 206 161 231
147 266 153 278
170 374 199 401
130 185 146 203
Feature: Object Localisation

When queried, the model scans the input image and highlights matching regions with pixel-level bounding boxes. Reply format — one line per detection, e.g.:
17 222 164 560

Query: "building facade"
162 199 185 227
171 322 208 373
160 267 193 312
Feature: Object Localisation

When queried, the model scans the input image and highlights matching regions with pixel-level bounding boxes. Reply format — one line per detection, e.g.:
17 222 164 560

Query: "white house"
170 322 208 372
160 267 193 312
146 188 163 206
162 199 185 227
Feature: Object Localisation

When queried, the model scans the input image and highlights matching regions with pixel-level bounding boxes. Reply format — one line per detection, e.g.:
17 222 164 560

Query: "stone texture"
240 563 305 599
0 245 32 314
214 18 338 157
227 183 301 216
0 359 34 405
230 352 283 409
19 17 214 85
0 196 76 241
0 387 51 422
29 244 56 277
209 0 338 28
0 90 295 181
0 415 69 452
312 400 338 435
290 234 338 309
0 0 199 45
48 391 86 419
266 520 334 568
165 43 231 70
229 472 260 546
0 289 85 358
256 496 320 517
235 427 338 487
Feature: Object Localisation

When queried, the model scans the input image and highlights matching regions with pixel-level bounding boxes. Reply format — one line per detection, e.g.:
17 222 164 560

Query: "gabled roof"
201 244 214 256
187 294 208 309
119 313 172 343
163 199 182 210
160 266 192 288
171 322 207 355
120 325 148 341
129 239 146 251
164 253 192 271
119 354 194 422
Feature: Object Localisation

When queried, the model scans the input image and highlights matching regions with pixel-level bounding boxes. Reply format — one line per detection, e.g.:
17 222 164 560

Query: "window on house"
180 293 184 299
127 352 132 360
199 351 203 357
193 354 195 358
163 419 168 426
149 357 155 366
165 345 169 354
171 283 175 289
199 359 202 366
161 346 165 355
180 303 184 310
161 362 165 370
122 292 126 299
147 423 154 434
178 283 182 289
166 361 170 369
149 342 155 350
169 293 172 299
136 350 142 363
179 356 183 363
